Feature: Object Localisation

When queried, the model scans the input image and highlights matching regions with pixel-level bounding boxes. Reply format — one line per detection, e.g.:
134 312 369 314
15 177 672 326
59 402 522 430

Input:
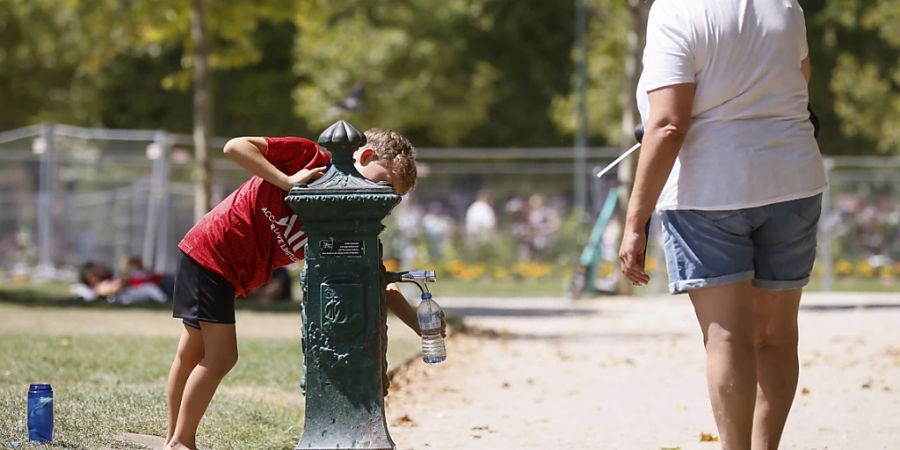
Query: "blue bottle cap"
421 292 432 300
28 384 52 392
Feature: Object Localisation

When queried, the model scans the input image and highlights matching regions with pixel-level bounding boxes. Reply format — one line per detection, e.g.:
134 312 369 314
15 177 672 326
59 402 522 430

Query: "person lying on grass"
164 129 436 450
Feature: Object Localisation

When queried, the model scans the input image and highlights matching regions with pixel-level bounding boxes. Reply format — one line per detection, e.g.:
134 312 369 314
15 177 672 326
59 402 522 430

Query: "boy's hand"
414 311 446 338
287 166 327 186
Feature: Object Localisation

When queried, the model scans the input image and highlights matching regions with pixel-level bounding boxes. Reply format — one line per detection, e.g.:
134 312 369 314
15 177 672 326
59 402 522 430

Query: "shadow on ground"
461 328 691 342
442 305 604 318
801 303 900 311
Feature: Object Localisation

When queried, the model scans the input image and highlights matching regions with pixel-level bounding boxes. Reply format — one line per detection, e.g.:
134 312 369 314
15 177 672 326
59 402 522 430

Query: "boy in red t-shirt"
165 129 423 450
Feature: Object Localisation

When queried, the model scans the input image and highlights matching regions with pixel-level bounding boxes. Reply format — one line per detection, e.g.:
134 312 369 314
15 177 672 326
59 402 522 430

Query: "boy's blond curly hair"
365 128 417 194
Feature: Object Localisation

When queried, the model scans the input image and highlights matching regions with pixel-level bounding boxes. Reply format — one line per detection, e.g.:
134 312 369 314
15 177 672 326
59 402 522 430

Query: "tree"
190 0 212 219
550 0 632 147
291 0 575 147
0 0 302 221
805 0 899 154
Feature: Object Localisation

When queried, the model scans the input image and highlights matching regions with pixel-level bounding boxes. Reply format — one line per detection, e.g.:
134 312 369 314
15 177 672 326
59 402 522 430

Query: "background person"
618 0 826 448
70 259 168 304
465 190 497 241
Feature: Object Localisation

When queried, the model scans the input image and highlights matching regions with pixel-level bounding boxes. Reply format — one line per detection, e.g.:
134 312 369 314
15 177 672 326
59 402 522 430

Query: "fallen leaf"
472 425 491 431
862 382 872 390
699 432 719 442
501 382 510 389
801 387 811 396
393 414 417 427
882 386 893 392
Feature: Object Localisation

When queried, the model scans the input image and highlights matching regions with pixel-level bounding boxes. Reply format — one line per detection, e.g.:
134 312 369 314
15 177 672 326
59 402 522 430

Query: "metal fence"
0 123 897 291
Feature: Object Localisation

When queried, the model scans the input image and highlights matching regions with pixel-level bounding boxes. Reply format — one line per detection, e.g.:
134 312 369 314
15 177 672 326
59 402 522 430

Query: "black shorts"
172 251 236 329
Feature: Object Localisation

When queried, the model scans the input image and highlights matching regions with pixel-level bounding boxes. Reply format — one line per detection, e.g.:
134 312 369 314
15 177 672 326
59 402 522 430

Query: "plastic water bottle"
27 384 53 443
417 293 446 364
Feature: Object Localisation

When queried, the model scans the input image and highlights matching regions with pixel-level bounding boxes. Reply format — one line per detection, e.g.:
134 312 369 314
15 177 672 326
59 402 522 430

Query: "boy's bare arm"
385 284 420 335
384 284 446 337
223 137 325 191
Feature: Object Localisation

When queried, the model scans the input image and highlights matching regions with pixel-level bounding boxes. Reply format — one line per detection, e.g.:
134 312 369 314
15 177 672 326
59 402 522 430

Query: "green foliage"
0 0 302 135
96 22 304 135
805 0 900 154
551 0 631 146
0 0 896 151
292 0 575 146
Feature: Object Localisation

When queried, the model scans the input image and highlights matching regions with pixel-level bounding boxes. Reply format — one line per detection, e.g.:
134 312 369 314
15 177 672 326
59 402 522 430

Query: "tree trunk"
616 0 650 295
190 0 212 221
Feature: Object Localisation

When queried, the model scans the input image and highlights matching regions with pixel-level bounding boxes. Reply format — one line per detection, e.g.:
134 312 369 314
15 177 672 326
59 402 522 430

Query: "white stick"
594 143 641 178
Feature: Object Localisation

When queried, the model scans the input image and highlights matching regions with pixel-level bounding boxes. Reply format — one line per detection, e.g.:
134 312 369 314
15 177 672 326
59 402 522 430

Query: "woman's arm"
223 137 325 191
801 57 811 84
619 83 696 285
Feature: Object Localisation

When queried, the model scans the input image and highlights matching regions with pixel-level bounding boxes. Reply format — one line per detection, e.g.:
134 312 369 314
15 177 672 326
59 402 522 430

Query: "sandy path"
386 293 900 450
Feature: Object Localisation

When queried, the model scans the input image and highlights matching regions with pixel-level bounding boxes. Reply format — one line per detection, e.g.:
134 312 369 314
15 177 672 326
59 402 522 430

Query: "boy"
165 129 422 450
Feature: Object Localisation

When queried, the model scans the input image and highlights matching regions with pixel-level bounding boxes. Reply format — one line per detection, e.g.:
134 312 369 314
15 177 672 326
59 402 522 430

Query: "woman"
619 1 825 449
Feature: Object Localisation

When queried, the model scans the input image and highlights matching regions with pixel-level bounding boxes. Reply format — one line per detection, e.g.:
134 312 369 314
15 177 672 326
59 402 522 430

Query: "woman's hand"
287 166 327 186
619 227 650 286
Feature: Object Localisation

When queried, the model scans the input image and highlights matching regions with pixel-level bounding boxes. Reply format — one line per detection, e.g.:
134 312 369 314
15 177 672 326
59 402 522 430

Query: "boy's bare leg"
751 289 801 450
167 322 238 450
165 326 205 446
689 281 757 450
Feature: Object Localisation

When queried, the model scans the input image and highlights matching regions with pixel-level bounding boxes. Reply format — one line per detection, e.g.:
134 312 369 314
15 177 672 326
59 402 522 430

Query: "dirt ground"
385 293 900 450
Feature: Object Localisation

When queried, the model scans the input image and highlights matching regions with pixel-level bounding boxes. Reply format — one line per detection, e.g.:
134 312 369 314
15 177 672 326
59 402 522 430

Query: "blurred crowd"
389 190 568 267
70 256 173 304
386 187 899 281
2 188 896 291
825 192 900 264
69 256 293 304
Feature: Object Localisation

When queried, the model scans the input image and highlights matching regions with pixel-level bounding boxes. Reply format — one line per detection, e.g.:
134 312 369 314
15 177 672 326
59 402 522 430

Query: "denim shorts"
659 194 822 294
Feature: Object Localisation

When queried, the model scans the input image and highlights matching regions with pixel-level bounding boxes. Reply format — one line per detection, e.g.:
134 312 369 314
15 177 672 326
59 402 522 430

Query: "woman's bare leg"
751 288 801 450
690 281 757 450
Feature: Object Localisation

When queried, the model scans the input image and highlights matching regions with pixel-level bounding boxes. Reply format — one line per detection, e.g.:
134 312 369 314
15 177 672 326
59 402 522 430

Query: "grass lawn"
0 300 421 450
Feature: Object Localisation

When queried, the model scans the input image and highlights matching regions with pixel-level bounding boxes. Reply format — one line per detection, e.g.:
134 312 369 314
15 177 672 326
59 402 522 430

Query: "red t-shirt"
178 137 330 296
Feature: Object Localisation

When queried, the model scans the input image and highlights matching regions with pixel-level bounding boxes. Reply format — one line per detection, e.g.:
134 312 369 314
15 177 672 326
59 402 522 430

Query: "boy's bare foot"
164 441 196 450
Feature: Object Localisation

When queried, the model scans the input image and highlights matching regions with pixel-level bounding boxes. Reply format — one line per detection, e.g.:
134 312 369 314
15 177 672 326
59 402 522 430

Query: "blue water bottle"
27 384 53 443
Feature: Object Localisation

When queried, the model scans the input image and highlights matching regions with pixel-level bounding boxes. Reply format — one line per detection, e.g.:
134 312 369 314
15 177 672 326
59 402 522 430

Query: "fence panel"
0 123 896 294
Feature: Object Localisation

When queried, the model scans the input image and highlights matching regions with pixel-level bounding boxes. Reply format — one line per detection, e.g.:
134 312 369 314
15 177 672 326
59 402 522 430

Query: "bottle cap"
421 292 432 300
28 384 52 392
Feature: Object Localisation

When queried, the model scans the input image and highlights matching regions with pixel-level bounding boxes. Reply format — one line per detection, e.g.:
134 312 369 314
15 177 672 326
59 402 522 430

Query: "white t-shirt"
637 0 827 210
